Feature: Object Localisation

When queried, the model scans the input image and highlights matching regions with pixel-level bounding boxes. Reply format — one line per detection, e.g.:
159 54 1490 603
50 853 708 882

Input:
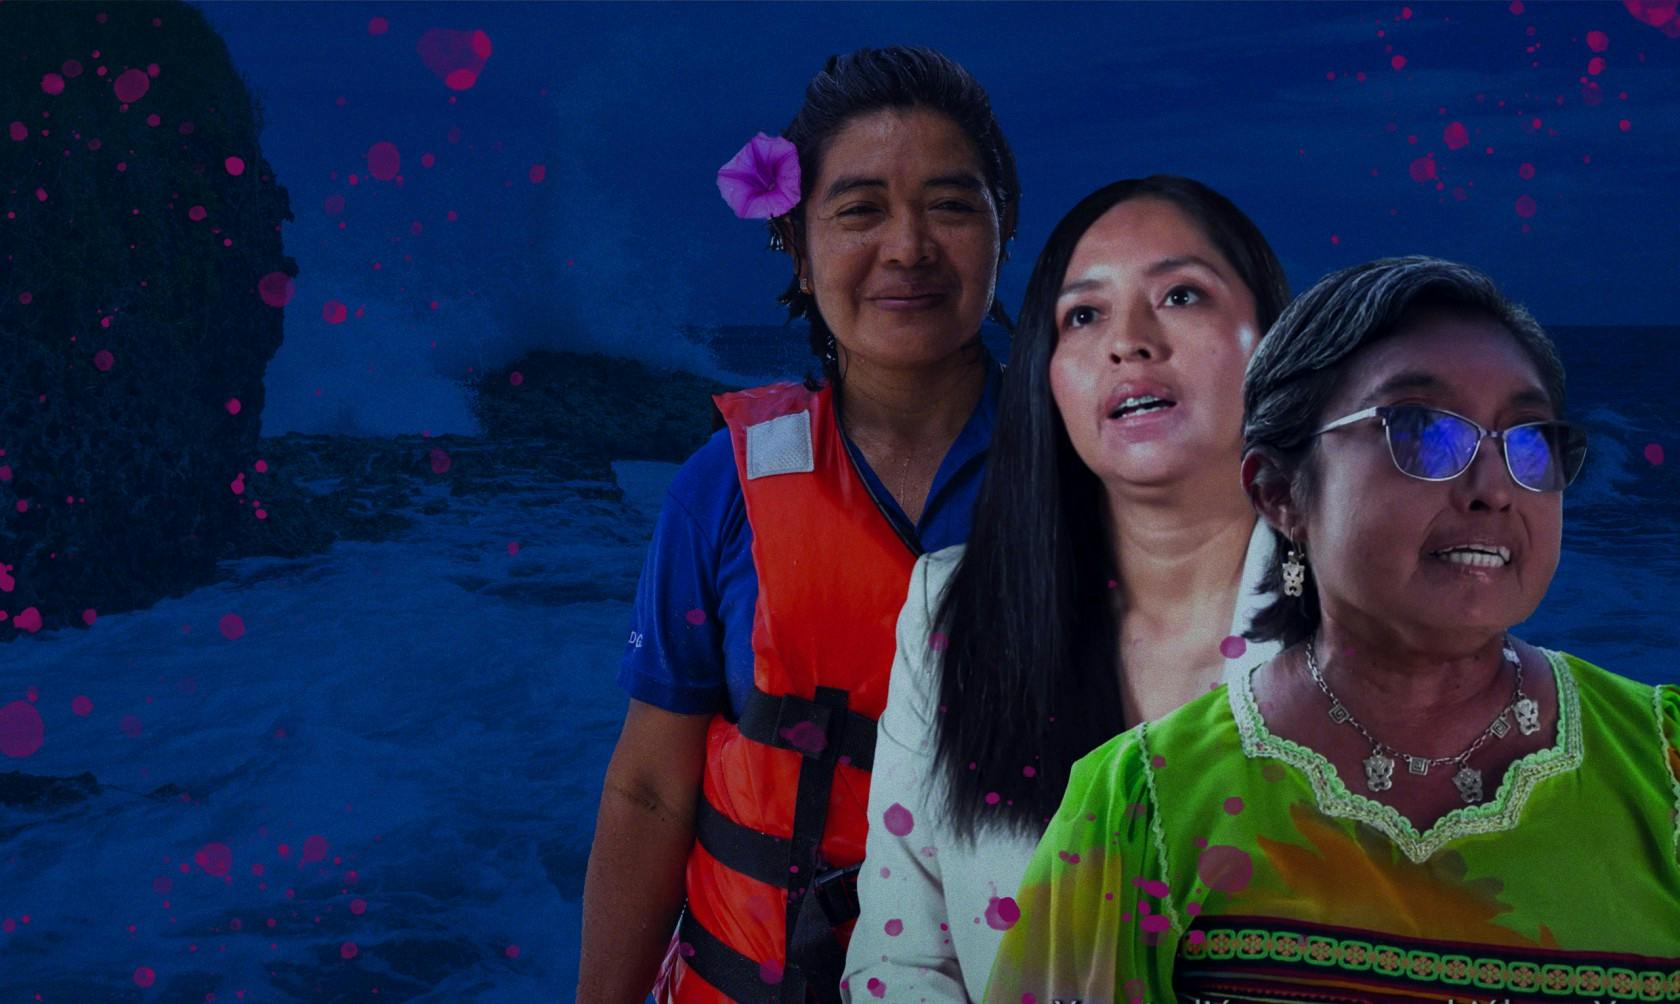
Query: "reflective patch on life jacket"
744 410 814 480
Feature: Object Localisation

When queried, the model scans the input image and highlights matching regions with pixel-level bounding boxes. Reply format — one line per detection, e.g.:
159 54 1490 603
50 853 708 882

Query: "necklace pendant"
1328 702 1351 725
1502 642 1518 665
1405 755 1430 776
1452 765 1484 804
1514 697 1540 736
1363 752 1395 792
1490 713 1511 739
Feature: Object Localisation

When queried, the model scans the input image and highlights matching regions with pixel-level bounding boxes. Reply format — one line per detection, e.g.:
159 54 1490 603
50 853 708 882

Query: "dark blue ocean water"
0 325 1673 1000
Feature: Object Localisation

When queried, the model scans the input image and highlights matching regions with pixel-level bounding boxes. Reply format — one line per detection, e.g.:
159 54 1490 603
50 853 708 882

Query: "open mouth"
1428 545 1511 568
1109 395 1177 420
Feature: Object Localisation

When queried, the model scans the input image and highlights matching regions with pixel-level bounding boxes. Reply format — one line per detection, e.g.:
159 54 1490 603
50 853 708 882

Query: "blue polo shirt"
617 357 1001 722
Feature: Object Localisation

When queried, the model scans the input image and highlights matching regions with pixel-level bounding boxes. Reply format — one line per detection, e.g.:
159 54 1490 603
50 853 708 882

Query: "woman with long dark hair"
844 176 1290 1001
579 47 1021 1003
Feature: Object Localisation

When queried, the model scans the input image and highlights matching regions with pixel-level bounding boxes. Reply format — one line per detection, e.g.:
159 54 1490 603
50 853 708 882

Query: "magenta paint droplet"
42 73 65 96
224 155 245 176
984 791 1001 805
927 631 948 652
349 898 367 915
1140 913 1171 933
1196 845 1253 893
93 349 114 371
224 398 242 416
1186 901 1201 916
1151 755 1166 768
1391 54 1407 70
219 613 246 640
1518 162 1536 180
1645 443 1665 465
366 141 400 181
368 16 389 35
134 966 156 988
194 842 233 877
1137 878 1170 898
120 714 142 737
506 541 521 557
0 467 9 485
882 802 914 836
528 164 546 184
257 272 295 308
1587 29 1609 51
1022 765 1036 778
420 152 436 168
301 835 329 864
419 29 492 91
1408 156 1437 183
779 720 827 756
984 896 1020 931
504 943 521 958
1022 996 1036 1004
1514 194 1538 218
1588 55 1607 75
72 695 93 716
322 300 348 325
883 918 903 937
323 194 345 216
683 608 706 626
0 701 45 758
508 371 524 386
82 608 97 626
758 958 783 984
187 205 207 221
114 68 150 103
34 187 47 203
1618 118 1632 132
1219 635 1247 659
866 977 887 999
340 941 358 959
230 473 245 495
1224 796 1245 814
7 122 25 142
1508 0 1524 12
1442 122 1469 150
17 292 30 305
254 459 268 473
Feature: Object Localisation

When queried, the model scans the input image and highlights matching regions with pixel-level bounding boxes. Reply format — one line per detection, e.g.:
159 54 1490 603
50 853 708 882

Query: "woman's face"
802 107 1002 369
1048 198 1261 492
1301 312 1563 649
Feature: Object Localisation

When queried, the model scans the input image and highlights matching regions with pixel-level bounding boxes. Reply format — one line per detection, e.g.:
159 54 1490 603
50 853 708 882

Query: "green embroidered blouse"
983 650 1680 1004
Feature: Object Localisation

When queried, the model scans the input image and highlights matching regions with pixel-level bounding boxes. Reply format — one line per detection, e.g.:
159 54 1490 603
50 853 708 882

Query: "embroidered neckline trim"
1135 722 1185 937
1228 647 1583 864
1650 684 1680 862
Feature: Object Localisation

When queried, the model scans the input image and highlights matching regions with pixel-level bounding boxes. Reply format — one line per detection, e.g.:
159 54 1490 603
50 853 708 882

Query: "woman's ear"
1241 448 1301 539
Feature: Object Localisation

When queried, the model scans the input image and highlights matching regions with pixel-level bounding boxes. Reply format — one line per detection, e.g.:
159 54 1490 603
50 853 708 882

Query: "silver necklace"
1304 635 1540 804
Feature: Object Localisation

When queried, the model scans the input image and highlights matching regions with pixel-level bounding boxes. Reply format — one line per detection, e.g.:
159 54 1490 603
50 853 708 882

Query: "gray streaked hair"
1240 255 1568 647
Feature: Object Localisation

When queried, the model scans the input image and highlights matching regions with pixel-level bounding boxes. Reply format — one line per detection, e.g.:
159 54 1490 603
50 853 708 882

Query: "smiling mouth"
1108 395 1176 419
1428 545 1512 568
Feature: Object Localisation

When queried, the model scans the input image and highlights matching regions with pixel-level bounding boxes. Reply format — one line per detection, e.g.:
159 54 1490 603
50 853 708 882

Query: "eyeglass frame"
1311 403 1587 493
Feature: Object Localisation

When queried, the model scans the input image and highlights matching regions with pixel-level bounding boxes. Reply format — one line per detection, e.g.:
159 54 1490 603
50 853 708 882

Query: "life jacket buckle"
809 862 861 927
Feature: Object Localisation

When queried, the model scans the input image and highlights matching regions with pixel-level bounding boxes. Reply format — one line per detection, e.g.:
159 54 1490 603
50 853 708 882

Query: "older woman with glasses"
984 257 1680 1004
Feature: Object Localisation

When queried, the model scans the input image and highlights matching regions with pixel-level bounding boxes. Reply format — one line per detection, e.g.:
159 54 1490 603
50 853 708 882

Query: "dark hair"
932 176 1290 841
772 46 1021 384
1241 255 1568 649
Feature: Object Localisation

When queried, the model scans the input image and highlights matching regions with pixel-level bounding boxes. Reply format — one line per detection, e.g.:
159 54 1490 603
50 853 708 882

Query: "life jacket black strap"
677 909 780 1004
736 685 877 773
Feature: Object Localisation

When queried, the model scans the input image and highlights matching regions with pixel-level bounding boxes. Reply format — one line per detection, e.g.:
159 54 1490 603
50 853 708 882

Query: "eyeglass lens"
1386 407 1583 490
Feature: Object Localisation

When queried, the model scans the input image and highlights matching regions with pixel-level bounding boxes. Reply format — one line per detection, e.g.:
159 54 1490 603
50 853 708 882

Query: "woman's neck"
1108 477 1256 629
834 340 986 450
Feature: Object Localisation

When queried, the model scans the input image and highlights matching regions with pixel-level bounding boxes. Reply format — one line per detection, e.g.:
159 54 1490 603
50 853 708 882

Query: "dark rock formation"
0 1 293 637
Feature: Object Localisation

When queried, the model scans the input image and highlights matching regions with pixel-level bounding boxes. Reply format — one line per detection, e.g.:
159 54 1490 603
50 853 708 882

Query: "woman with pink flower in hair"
579 47 1020 1003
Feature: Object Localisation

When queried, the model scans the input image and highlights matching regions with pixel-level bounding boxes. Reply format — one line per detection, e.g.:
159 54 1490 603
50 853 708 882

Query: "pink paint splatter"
1645 443 1665 465
7 122 25 142
1224 796 1245 814
340 941 358 959
323 194 345 216
1219 635 1247 659
1619 118 1632 131
428 448 451 474
928 631 948 652
1514 194 1538 218
882 803 914 837
866 977 887 999
187 205 207 221
322 300 348 325
72 695 93 716
0 701 45 758
1196 845 1253 893
224 155 246 176
758 958 782 984
1442 122 1469 150
505 943 520 958
1587 29 1610 51
683 608 706 626
367 141 400 181
1408 156 1437 183
223 398 242 416
13 608 42 633
418 29 493 91
779 720 827 756
506 541 520 556
219 613 246 640
301 835 329 864
984 791 1001 805
368 16 390 35
1509 0 1524 12
34 187 48 202
134 966 156 988
0 467 9 485
120 714 143 737
195 842 233 877
1518 162 1536 180
114 68 150 103
42 73 65 96
17 292 30 306
508 371 524 386
82 609 97 626
883 918 903 937
1022 764 1036 778
1391 54 1407 70
230 473 245 495
528 164 546 184
1140 913 1171 933
1588 55 1608 75
93 349 115 372
421 152 436 168
349 898 367 915
1136 878 1170 898
984 896 1020 931
254 459 268 473
257 272 295 308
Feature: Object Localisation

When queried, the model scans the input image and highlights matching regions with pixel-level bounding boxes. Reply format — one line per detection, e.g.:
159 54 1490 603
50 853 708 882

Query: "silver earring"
1283 539 1307 598
823 333 838 368
799 275 811 295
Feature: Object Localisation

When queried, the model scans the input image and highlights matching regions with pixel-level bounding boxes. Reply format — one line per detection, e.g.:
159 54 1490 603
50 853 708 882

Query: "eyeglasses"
1313 404 1588 493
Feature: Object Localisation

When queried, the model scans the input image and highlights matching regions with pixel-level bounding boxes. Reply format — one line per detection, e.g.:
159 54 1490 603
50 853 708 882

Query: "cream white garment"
841 520 1280 1003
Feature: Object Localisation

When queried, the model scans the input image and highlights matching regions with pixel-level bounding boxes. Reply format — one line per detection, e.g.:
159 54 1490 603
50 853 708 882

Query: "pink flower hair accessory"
717 132 800 219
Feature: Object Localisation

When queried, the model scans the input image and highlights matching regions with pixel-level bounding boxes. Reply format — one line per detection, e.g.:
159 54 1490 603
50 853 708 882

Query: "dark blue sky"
192 2 1680 436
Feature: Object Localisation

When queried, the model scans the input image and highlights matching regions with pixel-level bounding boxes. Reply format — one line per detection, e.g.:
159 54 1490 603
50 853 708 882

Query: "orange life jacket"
660 380 918 1003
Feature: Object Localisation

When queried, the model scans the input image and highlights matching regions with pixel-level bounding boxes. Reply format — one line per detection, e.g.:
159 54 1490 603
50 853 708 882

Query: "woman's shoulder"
1545 647 1670 709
